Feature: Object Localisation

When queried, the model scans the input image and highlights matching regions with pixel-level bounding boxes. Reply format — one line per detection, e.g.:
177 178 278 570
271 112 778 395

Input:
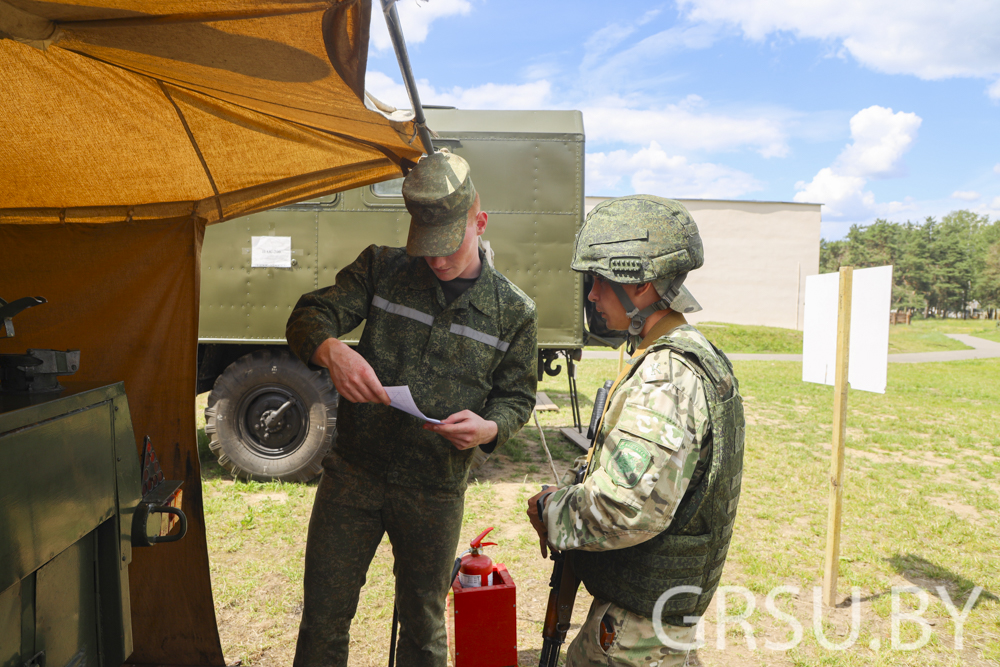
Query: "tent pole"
380 0 435 156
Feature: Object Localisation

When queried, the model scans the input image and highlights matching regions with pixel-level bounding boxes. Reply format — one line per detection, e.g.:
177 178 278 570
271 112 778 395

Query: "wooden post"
823 266 853 607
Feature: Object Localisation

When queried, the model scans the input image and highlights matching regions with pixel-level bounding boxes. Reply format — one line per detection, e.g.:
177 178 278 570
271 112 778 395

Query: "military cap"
402 151 477 257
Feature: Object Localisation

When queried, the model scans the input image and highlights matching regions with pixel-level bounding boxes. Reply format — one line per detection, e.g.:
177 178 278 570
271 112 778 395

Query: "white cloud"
366 71 552 110
952 190 981 201
584 96 789 157
581 22 719 90
992 196 1000 209
370 0 471 51
427 81 553 110
794 106 921 217
835 106 921 178
588 142 762 198
794 168 873 216
366 71 410 108
678 0 1000 95
994 163 1000 175
989 79 1000 101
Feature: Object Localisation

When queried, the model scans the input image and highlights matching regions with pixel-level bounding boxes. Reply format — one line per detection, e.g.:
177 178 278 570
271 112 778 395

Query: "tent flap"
0 0 422 224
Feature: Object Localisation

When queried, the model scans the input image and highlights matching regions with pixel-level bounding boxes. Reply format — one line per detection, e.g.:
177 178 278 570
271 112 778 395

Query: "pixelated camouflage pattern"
294 453 465 667
285 245 537 492
543 321 711 552
565 598 698 667
571 196 704 284
403 151 477 257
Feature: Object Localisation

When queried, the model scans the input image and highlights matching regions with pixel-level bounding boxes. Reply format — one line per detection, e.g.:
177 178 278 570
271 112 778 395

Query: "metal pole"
379 0 434 155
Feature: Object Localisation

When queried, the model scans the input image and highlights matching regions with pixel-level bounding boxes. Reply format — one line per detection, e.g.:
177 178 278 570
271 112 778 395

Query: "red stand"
448 563 517 667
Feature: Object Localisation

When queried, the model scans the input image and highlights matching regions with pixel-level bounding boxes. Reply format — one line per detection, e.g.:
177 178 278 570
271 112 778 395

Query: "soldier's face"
588 277 659 331
424 202 488 281
588 276 631 330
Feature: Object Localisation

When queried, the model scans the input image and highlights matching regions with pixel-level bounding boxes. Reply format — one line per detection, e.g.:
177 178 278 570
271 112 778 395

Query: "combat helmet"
572 195 704 341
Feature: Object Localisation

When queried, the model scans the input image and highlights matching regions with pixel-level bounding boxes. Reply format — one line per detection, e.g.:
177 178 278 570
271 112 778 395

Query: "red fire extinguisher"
458 527 497 588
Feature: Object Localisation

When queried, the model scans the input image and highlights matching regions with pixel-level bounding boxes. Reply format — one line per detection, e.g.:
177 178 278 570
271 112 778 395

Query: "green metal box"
0 383 142 667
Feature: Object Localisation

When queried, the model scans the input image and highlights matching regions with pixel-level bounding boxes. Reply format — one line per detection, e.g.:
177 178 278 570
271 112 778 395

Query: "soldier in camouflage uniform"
287 152 537 667
527 196 745 666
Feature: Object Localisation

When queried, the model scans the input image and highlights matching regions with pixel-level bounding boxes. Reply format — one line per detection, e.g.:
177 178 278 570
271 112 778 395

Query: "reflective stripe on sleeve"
449 323 510 352
371 295 435 326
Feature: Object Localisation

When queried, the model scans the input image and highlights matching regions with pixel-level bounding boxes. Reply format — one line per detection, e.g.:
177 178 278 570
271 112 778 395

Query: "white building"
585 197 822 330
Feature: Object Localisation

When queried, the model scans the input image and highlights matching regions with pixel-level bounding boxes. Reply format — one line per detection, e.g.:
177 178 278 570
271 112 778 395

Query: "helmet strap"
609 274 688 342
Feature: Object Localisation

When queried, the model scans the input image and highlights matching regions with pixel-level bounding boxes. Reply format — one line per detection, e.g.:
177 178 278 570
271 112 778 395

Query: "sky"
363 0 1000 240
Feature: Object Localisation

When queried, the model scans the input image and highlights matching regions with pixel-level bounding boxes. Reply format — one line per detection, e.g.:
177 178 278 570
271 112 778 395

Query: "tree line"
820 210 1000 318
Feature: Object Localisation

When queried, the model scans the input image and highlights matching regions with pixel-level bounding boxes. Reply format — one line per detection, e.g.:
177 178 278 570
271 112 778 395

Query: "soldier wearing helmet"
527 195 746 666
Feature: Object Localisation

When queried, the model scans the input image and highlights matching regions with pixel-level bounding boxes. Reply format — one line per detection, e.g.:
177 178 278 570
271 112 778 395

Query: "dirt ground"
207 389 998 667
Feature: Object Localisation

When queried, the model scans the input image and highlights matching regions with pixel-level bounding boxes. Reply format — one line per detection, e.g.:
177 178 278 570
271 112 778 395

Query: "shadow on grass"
887 553 999 609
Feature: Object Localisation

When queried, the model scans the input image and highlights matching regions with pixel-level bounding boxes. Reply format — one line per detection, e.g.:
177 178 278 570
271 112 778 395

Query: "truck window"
371 178 404 198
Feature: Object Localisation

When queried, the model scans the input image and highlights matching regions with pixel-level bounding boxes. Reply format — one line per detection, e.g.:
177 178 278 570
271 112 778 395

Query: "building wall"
584 197 822 330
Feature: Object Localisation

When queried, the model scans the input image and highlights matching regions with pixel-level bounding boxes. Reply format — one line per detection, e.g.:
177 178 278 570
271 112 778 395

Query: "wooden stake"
823 266 853 607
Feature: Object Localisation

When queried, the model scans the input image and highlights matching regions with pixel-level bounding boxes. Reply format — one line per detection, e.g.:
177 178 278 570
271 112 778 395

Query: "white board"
802 265 893 394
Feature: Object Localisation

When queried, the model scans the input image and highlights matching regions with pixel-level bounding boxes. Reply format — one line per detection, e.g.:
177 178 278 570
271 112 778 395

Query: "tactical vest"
571 334 745 625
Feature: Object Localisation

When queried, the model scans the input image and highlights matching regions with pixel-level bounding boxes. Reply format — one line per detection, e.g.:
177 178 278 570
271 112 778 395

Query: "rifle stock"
538 552 580 667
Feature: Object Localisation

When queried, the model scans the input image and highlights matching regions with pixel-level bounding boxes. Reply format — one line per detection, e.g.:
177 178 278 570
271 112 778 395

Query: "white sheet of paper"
251 236 292 268
385 385 442 424
802 265 893 394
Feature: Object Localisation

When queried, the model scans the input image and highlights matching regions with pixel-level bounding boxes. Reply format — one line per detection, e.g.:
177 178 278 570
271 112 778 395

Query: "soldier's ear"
633 282 655 299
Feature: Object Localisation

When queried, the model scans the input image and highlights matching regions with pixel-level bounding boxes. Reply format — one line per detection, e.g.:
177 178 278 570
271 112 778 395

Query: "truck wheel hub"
237 385 307 457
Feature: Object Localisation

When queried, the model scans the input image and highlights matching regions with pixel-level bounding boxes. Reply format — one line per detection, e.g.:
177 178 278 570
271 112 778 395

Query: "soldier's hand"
423 410 498 450
311 338 390 405
526 486 555 558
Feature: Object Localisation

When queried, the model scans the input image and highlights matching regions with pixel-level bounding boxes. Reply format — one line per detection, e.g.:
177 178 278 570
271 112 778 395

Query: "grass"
698 321 805 354
582 316 1000 356
197 323 1000 666
884 317 999 353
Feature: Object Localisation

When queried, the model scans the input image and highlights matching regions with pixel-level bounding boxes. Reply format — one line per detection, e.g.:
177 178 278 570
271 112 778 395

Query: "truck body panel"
199 109 585 349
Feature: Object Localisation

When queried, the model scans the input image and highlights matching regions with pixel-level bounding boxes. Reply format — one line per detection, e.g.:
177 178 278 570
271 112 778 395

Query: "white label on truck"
251 236 292 268
458 571 493 588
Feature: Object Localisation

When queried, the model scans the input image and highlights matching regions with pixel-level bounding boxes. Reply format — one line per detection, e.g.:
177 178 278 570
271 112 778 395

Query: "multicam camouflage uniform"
544 313 709 666
287 244 537 666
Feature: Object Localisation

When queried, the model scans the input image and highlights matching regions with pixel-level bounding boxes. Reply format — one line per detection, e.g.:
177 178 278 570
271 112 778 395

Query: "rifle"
538 551 580 667
538 380 613 666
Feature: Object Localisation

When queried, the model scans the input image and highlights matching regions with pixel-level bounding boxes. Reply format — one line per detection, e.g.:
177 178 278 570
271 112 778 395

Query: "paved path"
581 333 1000 364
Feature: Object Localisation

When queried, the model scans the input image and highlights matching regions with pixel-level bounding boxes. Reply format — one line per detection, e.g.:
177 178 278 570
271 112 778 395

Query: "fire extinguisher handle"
479 542 497 547
469 526 495 548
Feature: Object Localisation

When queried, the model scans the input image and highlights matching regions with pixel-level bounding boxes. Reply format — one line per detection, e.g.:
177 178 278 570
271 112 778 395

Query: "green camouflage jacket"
286 245 537 492
544 317 711 551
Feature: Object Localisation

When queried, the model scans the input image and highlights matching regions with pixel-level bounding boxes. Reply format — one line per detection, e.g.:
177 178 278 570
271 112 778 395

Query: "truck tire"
205 349 337 482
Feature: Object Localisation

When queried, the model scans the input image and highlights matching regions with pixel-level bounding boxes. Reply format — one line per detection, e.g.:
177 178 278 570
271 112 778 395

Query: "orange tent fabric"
1 0 424 223
1 2 424 664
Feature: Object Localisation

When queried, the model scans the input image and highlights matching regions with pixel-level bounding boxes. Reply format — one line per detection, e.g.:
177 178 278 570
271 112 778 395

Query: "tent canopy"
0 0 424 224
1 2 428 664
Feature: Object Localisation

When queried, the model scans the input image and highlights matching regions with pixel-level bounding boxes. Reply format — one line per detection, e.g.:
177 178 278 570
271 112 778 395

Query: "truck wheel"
205 349 337 482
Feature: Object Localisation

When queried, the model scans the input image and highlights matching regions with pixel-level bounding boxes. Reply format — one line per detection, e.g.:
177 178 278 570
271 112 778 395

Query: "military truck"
196 108 611 482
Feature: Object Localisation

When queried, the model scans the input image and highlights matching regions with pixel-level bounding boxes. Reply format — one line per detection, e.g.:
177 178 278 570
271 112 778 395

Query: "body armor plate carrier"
572 334 745 626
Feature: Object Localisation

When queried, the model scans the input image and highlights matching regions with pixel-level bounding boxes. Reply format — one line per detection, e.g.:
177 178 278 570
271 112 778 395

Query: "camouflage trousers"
565 598 698 667
292 453 465 667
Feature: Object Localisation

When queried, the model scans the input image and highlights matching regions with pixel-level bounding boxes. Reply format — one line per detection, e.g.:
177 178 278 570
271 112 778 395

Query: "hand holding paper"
385 386 442 424
424 410 498 451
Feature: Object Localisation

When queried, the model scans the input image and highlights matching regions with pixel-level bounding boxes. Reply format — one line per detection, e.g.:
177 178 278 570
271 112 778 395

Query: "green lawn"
198 353 1000 666
534 357 1000 666
584 317 999 356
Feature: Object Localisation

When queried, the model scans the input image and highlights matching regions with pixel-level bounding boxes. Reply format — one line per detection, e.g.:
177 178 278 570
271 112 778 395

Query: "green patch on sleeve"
607 439 653 488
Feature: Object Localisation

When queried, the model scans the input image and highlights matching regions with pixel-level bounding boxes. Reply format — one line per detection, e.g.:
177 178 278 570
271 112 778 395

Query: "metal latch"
132 436 188 547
